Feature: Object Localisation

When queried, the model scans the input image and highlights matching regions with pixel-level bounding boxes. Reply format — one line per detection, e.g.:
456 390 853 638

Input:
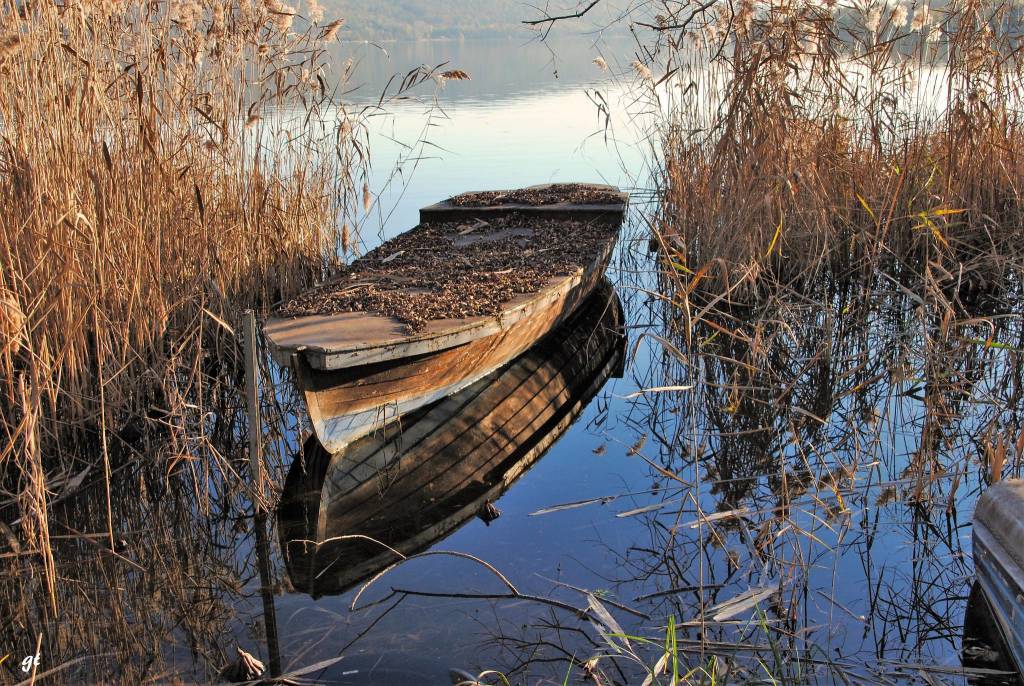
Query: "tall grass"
0 0 364 603
639 0 1024 296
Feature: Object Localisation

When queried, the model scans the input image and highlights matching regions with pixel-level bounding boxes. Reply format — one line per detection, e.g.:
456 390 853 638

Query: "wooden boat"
419 182 629 222
263 183 628 453
277 281 625 597
973 479 1024 679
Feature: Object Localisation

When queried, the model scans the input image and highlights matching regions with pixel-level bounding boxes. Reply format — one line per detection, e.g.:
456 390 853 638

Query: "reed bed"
565 0 1024 670
596 0 1024 663
637 0 1024 299
0 0 364 619
579 261 1024 683
447 234 1024 683
1 0 1021 680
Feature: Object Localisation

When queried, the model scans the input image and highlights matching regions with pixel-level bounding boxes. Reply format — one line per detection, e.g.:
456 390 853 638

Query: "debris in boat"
276 214 618 332
219 647 265 682
448 183 623 207
477 499 501 525
457 219 489 235
452 227 533 248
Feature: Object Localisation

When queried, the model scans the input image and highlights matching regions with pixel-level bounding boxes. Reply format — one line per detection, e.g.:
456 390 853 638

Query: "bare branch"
522 0 602 26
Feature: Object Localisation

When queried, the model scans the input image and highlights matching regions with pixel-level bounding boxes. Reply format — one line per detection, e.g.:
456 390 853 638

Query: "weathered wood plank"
322 343 569 529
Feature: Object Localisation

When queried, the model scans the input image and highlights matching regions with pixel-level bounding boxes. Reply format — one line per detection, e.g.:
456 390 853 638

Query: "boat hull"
291 245 613 452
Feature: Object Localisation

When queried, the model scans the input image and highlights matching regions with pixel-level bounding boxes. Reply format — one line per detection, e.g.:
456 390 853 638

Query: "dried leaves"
277 213 618 331
449 183 623 208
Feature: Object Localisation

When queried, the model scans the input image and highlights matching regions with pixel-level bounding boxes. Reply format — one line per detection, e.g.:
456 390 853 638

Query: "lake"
6 35 1022 686
257 37 1019 685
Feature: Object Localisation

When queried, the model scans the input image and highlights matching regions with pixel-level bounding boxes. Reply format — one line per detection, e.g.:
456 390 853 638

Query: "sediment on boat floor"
447 183 625 207
276 214 618 331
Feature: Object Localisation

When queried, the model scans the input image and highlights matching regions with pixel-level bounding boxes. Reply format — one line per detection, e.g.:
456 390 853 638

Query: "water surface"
4 35 1022 686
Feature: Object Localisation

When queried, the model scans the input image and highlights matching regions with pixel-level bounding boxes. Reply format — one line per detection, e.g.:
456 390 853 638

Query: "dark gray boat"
973 479 1024 681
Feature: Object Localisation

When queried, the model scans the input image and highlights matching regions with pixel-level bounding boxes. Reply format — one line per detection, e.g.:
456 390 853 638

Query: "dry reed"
640 0 1024 298
0 0 365 609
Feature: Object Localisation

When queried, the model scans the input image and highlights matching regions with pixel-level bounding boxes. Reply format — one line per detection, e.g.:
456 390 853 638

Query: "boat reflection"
962 581 1021 685
277 280 626 597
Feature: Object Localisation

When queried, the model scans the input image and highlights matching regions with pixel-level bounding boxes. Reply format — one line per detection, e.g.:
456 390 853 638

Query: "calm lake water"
257 38 1019 685
341 36 656 241
8 36 1023 686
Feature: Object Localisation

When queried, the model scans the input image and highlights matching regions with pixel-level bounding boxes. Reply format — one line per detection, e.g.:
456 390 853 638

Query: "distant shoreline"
337 29 631 45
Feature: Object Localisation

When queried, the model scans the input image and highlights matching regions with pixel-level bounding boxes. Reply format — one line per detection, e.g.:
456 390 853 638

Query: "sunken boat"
263 183 628 453
973 479 1024 679
277 281 625 597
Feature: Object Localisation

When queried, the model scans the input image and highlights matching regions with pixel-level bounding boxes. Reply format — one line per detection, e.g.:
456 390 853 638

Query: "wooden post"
244 310 263 501
243 310 281 677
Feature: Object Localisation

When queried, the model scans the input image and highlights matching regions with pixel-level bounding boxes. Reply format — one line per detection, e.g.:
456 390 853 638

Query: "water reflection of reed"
591 256 1024 682
0 328 311 681
448 214 1022 682
0 459 258 682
